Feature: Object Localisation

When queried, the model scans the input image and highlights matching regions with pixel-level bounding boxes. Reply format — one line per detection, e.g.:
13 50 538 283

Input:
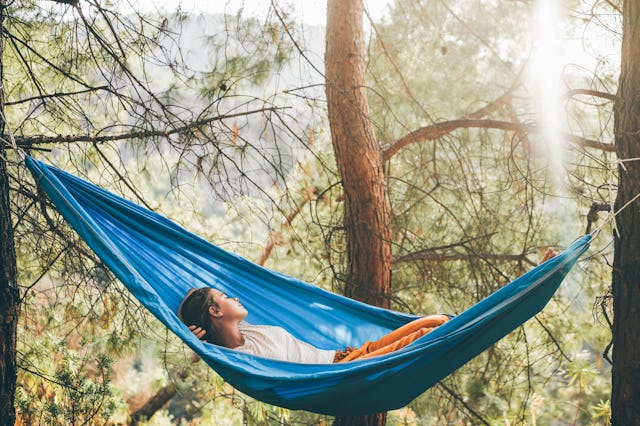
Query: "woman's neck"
216 322 245 348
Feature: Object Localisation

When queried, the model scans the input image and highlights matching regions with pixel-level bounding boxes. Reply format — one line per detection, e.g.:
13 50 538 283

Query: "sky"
132 0 393 26
129 0 617 71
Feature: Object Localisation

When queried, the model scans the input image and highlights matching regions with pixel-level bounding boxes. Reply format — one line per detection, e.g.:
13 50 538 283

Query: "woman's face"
209 288 247 321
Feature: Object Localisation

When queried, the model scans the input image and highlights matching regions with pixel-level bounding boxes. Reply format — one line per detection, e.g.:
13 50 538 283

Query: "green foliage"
16 340 118 425
7 0 622 424
199 14 294 95
359 0 618 423
591 399 611 425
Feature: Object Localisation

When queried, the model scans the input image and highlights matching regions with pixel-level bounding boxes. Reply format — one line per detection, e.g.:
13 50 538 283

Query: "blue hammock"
25 156 590 416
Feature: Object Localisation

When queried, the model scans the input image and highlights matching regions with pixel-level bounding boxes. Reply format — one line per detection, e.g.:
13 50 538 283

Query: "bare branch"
4 87 110 107
13 107 286 147
566 133 615 152
93 144 154 210
382 119 615 161
4 28 104 93
384 119 527 161
565 88 618 102
47 0 79 5
438 382 490 426
256 188 315 266
464 92 513 120
465 61 528 120
534 316 572 362
363 7 432 120
395 251 536 266
604 0 622 14
129 354 200 425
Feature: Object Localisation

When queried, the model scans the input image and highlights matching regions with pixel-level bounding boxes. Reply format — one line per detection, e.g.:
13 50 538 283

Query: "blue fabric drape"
25 156 591 416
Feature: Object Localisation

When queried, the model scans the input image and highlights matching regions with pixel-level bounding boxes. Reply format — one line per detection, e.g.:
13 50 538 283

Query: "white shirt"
235 323 336 364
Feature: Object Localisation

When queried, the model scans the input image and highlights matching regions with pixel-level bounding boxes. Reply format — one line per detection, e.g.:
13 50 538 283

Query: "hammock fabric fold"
25 156 591 416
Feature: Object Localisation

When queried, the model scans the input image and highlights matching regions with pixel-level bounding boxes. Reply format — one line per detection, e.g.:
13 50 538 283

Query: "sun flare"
532 0 566 181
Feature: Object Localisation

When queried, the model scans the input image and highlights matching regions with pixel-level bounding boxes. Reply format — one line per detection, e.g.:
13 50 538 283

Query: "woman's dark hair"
178 287 220 344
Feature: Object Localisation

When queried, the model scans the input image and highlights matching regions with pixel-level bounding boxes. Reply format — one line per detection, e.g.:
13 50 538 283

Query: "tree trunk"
130 385 178 425
332 413 387 426
325 0 392 423
0 152 19 426
0 1 20 423
325 0 392 309
612 1 640 424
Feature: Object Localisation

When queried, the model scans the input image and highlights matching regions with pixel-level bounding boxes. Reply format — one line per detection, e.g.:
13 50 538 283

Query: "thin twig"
438 382 490 425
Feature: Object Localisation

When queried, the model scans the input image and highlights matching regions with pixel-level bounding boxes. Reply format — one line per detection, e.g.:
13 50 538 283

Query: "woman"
178 248 557 363
178 287 450 363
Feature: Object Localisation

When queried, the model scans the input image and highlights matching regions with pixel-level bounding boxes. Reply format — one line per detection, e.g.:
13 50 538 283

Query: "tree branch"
129 354 200 425
534 316 572 362
565 88 618 102
256 188 315 266
438 382 490 425
13 107 285 148
395 251 536 266
4 87 110 107
93 143 154 210
48 0 79 5
603 0 622 14
465 92 513 120
464 61 528 120
363 7 432 120
4 28 104 93
382 119 615 161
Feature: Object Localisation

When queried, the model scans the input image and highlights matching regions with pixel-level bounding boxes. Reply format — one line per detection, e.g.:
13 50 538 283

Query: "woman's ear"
209 305 222 318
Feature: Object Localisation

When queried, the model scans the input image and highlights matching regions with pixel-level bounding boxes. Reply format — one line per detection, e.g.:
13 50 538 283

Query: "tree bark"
332 413 387 426
130 386 178 425
612 1 640 424
325 0 392 309
0 1 20 423
0 151 19 426
325 0 391 423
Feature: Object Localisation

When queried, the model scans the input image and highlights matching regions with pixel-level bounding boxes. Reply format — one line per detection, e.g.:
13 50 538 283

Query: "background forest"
0 0 627 424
